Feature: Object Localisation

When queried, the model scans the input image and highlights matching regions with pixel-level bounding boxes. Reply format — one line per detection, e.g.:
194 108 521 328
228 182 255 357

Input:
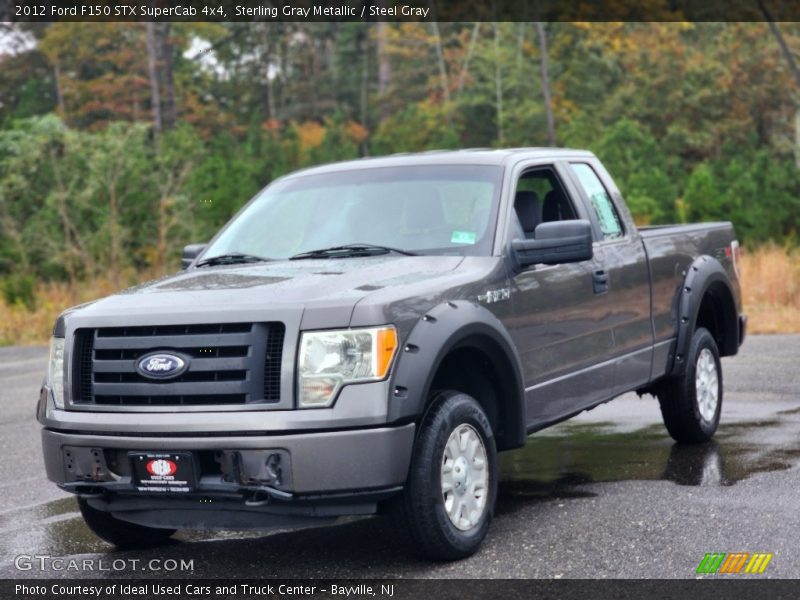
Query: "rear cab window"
570 163 624 241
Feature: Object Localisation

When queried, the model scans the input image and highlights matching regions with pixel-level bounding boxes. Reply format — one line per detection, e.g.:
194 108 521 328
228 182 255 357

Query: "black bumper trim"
60 479 403 506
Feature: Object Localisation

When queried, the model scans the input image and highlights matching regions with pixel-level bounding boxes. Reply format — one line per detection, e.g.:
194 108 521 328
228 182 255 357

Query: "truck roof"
283 147 597 179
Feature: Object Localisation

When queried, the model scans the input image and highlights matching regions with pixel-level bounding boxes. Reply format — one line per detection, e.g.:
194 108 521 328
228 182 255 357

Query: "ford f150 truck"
38 149 745 560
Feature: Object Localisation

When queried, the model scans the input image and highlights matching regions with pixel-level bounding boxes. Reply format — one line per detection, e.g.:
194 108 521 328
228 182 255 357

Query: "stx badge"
477 288 510 304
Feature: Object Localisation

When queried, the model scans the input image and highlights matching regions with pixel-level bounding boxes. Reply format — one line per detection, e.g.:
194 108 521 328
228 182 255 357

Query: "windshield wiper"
289 244 417 260
195 252 272 268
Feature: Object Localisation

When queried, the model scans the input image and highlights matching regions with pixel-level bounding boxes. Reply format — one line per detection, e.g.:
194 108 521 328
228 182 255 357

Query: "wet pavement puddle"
498 417 800 506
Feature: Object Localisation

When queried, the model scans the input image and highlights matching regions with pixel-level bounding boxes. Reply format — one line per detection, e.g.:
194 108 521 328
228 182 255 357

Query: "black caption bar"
2 0 800 22
4 579 800 600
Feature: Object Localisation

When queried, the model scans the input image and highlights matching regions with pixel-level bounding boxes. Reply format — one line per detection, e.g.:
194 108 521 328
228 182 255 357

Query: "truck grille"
71 323 284 407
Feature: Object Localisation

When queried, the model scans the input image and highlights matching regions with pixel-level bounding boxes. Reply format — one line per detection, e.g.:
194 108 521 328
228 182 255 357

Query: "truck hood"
68 256 465 329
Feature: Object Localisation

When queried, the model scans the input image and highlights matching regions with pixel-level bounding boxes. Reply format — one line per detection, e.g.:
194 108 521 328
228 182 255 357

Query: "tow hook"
75 486 106 499
244 491 272 507
244 486 293 506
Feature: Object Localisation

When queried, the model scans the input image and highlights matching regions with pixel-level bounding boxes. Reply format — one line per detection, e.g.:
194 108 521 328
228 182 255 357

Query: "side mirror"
511 219 593 270
181 243 207 269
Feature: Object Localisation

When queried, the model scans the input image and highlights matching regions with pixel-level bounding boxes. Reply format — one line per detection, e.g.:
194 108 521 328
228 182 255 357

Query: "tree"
150 126 201 273
590 119 677 224
4 19 800 298
39 23 151 129
145 22 162 134
535 22 556 145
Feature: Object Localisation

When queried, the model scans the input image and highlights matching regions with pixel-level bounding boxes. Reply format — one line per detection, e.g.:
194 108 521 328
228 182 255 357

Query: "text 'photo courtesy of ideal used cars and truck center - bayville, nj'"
2 1 800 598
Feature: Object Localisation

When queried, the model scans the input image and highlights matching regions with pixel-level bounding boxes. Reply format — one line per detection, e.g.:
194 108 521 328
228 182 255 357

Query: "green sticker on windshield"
451 231 477 245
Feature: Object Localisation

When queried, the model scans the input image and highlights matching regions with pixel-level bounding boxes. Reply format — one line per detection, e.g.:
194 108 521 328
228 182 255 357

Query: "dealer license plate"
129 452 196 493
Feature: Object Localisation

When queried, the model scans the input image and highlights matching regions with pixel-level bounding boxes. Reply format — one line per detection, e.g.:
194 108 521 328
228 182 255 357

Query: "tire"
397 391 497 561
657 327 722 443
78 498 176 548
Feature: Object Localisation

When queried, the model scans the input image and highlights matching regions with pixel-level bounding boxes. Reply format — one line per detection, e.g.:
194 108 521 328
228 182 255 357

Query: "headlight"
297 326 398 408
48 337 65 409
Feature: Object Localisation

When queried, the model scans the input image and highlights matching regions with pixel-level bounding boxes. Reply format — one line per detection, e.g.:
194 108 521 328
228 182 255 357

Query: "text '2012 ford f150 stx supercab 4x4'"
38 149 745 560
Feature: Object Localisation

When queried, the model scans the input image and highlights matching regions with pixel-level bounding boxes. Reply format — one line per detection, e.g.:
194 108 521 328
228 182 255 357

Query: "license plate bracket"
129 452 196 493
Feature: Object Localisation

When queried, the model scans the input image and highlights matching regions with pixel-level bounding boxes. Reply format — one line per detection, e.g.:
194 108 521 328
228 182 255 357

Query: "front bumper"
42 424 414 528
42 424 414 494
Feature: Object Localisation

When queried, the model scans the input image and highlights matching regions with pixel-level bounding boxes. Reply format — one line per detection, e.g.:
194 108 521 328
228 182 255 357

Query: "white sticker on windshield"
451 231 477 245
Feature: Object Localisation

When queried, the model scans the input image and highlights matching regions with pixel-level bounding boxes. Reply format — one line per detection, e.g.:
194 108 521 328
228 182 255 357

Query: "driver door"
503 162 615 429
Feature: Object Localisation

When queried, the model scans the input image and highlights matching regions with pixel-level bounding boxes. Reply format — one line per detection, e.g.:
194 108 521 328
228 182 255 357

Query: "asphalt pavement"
0 335 798 579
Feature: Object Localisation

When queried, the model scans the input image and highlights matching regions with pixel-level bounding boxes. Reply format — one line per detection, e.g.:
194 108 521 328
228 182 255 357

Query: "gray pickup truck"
38 148 745 560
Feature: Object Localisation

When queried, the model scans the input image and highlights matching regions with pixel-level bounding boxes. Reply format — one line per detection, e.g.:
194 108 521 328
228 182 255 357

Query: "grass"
739 244 800 334
0 270 153 347
1 246 798 347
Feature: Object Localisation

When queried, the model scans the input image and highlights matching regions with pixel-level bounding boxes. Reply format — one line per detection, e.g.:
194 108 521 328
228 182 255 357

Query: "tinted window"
571 163 624 240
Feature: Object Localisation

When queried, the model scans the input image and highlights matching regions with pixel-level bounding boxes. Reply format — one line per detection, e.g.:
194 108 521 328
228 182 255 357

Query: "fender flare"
669 255 738 376
388 300 527 450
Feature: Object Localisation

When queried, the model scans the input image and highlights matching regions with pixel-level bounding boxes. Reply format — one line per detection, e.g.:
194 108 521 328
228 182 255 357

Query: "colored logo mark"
696 553 773 574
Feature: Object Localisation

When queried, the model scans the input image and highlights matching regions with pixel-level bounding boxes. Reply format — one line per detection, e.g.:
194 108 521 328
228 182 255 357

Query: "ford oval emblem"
136 352 189 380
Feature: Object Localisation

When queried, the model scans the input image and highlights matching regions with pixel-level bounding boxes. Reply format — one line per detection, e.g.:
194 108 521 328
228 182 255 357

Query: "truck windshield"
202 164 502 261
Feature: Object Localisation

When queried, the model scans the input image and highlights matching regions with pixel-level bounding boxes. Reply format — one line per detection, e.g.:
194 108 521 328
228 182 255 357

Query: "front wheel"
78 498 176 548
657 327 722 443
397 391 497 561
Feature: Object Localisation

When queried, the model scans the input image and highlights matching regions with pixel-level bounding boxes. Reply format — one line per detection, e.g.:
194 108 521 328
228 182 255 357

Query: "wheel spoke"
470 480 486 500
447 437 460 460
458 429 469 452
468 437 480 460
449 497 462 521
441 462 454 487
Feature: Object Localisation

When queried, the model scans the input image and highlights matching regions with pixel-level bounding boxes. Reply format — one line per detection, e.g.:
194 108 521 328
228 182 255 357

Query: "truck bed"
638 220 741 374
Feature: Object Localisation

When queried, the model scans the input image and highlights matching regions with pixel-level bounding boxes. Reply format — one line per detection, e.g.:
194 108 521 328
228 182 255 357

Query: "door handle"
593 269 609 294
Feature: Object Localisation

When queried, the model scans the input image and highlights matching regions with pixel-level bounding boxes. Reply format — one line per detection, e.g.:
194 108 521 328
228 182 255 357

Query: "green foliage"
372 101 462 154
589 119 678 224
185 132 266 241
684 149 800 242
304 114 362 166
0 42 57 126
1 273 35 310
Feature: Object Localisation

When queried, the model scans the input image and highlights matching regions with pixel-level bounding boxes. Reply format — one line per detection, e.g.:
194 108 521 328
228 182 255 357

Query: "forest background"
1 21 799 343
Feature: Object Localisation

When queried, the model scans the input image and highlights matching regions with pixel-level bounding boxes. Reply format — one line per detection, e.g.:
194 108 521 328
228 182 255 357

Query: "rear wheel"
78 498 176 548
657 327 722 443
397 391 497 561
